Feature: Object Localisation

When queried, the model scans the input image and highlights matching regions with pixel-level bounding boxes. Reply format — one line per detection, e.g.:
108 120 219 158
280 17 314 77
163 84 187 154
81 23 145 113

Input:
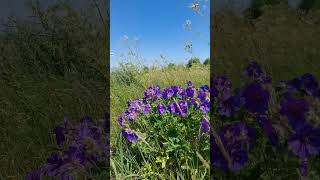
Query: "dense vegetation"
0 1 108 178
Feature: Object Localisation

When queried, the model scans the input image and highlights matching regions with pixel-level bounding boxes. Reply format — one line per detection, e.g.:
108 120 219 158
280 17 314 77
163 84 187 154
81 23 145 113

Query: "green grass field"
110 63 209 179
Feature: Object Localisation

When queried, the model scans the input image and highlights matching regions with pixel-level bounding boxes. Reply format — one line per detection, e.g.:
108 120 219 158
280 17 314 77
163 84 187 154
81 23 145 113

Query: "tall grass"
212 4 320 88
0 1 107 178
110 63 209 179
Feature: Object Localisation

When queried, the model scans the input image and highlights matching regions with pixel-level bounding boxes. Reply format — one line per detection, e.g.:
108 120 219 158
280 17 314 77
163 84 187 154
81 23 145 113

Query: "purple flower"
117 113 126 126
300 159 308 177
201 117 210 133
256 114 278 146
157 103 167 114
63 146 86 165
211 86 219 98
301 73 319 95
228 144 249 172
26 169 43 180
125 110 139 122
200 100 210 114
186 80 193 87
60 173 73 180
211 137 250 172
186 87 195 98
172 85 185 98
245 61 263 78
245 62 271 83
217 95 240 117
72 120 104 152
144 85 161 101
286 77 303 91
242 83 270 114
200 85 210 92
288 125 320 158
122 129 139 142
54 126 65 146
168 101 188 117
178 100 188 116
190 98 201 108
280 96 309 131
218 122 255 150
44 153 64 176
197 91 209 102
142 104 152 114
214 76 231 92
162 87 174 99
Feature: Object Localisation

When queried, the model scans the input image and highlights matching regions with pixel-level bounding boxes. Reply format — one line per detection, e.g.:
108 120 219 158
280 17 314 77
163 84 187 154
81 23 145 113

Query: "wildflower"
162 87 174 99
172 85 185 98
125 110 139 122
178 100 189 116
72 119 104 153
228 144 249 172
256 114 278 146
190 97 201 108
144 85 161 101
300 159 308 177
26 169 43 180
157 103 167 114
44 153 64 176
245 62 271 83
280 96 309 131
211 136 250 172
200 84 210 92
242 83 270 114
201 117 210 133
214 76 231 92
200 100 210 114
286 77 303 91
117 113 126 126
197 91 208 102
122 129 139 142
211 86 219 98
245 61 264 79
186 80 193 87
142 104 152 114
63 146 86 165
186 86 195 98
218 122 255 150
288 124 320 158
217 95 240 117
301 73 319 96
54 126 65 146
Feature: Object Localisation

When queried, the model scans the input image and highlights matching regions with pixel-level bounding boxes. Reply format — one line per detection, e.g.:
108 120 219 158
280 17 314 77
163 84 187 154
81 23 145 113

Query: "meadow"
110 62 210 179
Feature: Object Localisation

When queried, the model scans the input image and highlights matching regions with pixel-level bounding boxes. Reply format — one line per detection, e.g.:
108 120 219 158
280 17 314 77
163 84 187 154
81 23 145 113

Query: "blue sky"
110 0 210 68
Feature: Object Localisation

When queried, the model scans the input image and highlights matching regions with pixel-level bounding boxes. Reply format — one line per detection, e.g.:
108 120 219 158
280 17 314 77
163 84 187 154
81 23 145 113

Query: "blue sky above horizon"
110 0 210 68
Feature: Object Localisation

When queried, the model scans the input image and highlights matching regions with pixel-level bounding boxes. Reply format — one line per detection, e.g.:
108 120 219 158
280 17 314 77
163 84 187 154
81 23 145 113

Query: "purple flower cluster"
277 73 320 176
211 122 255 171
245 61 272 84
27 116 106 179
213 64 278 147
283 73 319 97
118 81 211 143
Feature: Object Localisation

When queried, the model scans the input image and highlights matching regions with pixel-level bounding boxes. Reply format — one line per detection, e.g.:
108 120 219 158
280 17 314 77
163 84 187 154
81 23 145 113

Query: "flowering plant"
117 81 210 178
210 62 320 179
27 116 108 179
